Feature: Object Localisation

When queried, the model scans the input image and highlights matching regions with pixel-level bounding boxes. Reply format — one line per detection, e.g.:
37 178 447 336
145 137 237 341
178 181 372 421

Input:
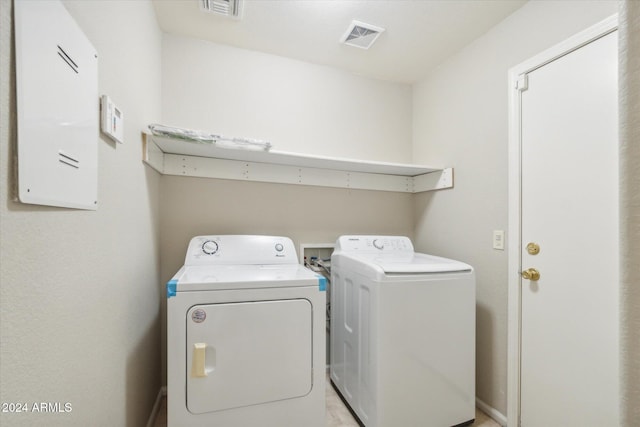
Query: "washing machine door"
186 299 313 414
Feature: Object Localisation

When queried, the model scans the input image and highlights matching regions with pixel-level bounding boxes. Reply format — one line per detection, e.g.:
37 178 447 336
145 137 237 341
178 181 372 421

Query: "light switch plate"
101 95 124 144
493 230 505 250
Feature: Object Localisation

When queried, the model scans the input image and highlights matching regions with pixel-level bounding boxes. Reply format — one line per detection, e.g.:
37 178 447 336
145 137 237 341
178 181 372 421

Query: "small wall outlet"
493 230 505 250
100 95 124 143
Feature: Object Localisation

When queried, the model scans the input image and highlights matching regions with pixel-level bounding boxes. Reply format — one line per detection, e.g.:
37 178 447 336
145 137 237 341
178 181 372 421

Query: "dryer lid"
176 264 320 286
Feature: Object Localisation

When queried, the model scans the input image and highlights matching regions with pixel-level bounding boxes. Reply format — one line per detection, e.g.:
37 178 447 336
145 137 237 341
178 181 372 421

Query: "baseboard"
146 386 167 427
146 386 504 427
476 397 507 426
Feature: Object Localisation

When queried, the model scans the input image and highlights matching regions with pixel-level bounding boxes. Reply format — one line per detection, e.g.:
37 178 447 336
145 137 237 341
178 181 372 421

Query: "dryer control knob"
373 239 384 250
202 240 219 255
275 243 284 252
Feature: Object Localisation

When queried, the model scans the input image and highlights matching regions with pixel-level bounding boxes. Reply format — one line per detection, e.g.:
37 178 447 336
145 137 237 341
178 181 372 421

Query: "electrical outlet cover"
101 95 124 144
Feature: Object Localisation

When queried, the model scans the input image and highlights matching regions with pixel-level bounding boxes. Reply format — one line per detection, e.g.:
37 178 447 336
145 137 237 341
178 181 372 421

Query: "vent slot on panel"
59 151 79 169
199 0 242 18
57 45 78 74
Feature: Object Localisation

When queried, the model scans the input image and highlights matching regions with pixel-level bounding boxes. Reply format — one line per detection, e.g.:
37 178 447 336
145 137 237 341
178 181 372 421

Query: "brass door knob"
526 242 540 255
521 268 540 281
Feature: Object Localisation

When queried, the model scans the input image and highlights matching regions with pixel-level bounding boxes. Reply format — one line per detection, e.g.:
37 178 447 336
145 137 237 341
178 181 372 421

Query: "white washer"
330 235 475 427
167 235 326 427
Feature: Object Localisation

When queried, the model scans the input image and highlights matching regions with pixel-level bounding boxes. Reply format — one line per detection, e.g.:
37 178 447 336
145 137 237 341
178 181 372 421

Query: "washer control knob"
373 239 384 250
275 243 284 252
202 240 219 255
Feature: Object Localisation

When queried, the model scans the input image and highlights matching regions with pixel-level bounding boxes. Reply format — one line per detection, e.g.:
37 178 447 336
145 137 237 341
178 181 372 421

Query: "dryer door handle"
191 343 208 377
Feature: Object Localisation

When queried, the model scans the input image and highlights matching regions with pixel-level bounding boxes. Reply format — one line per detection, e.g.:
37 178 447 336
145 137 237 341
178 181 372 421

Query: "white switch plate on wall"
493 230 505 250
101 95 124 144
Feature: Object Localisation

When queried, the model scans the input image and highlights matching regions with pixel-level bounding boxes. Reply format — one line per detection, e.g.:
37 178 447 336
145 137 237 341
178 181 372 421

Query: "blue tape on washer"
167 279 177 298
318 276 327 292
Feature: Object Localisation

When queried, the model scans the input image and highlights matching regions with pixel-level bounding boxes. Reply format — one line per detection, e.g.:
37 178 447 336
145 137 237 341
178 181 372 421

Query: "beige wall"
3 1 632 426
160 178 414 281
411 0 618 417
159 33 416 276
158 176 414 382
0 1 162 426
619 2 640 425
162 34 413 163
158 35 417 384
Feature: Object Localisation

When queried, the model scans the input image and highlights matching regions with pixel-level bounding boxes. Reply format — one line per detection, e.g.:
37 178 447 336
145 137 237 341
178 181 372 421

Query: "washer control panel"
335 235 414 253
185 235 298 266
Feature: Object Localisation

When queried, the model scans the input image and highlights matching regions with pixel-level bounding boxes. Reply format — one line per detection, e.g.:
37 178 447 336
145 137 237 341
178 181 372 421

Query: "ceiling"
152 0 527 84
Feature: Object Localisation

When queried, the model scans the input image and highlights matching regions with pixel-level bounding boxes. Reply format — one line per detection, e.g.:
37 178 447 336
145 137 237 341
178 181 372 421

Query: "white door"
519 30 619 426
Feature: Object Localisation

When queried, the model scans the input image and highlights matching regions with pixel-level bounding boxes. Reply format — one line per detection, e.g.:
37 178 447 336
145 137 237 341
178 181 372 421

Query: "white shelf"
143 133 453 193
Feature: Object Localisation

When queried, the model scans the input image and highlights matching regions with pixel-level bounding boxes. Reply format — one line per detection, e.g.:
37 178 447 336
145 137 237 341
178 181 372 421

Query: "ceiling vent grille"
199 0 242 18
340 20 385 49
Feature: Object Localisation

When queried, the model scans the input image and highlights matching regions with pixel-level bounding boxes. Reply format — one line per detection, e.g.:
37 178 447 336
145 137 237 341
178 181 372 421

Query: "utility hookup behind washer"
330 235 476 427
167 235 326 427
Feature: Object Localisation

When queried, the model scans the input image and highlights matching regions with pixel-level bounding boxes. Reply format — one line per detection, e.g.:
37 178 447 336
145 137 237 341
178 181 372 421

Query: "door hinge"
516 74 529 92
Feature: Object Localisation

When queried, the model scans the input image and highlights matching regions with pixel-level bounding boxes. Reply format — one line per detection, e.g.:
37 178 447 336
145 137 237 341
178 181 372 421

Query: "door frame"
506 15 618 427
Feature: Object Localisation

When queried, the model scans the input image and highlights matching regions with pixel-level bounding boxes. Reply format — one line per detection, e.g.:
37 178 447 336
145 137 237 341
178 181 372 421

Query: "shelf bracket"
413 168 454 192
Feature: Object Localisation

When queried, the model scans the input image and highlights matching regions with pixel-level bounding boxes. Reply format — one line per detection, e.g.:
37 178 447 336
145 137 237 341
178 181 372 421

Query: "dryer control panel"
334 235 414 253
185 235 297 266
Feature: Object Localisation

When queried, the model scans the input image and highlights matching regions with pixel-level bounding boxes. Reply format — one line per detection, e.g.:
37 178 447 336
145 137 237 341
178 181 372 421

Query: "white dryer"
167 235 326 427
330 235 475 427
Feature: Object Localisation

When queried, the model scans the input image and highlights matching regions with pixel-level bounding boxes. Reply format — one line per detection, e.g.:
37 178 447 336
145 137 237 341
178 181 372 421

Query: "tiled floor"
473 408 502 427
154 377 501 427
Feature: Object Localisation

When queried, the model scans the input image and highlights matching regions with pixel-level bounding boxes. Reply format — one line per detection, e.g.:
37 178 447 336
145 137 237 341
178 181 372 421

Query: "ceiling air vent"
340 20 385 49
199 0 242 18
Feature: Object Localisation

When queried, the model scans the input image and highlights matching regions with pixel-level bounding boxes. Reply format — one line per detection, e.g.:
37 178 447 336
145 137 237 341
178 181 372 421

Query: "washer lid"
366 253 472 274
